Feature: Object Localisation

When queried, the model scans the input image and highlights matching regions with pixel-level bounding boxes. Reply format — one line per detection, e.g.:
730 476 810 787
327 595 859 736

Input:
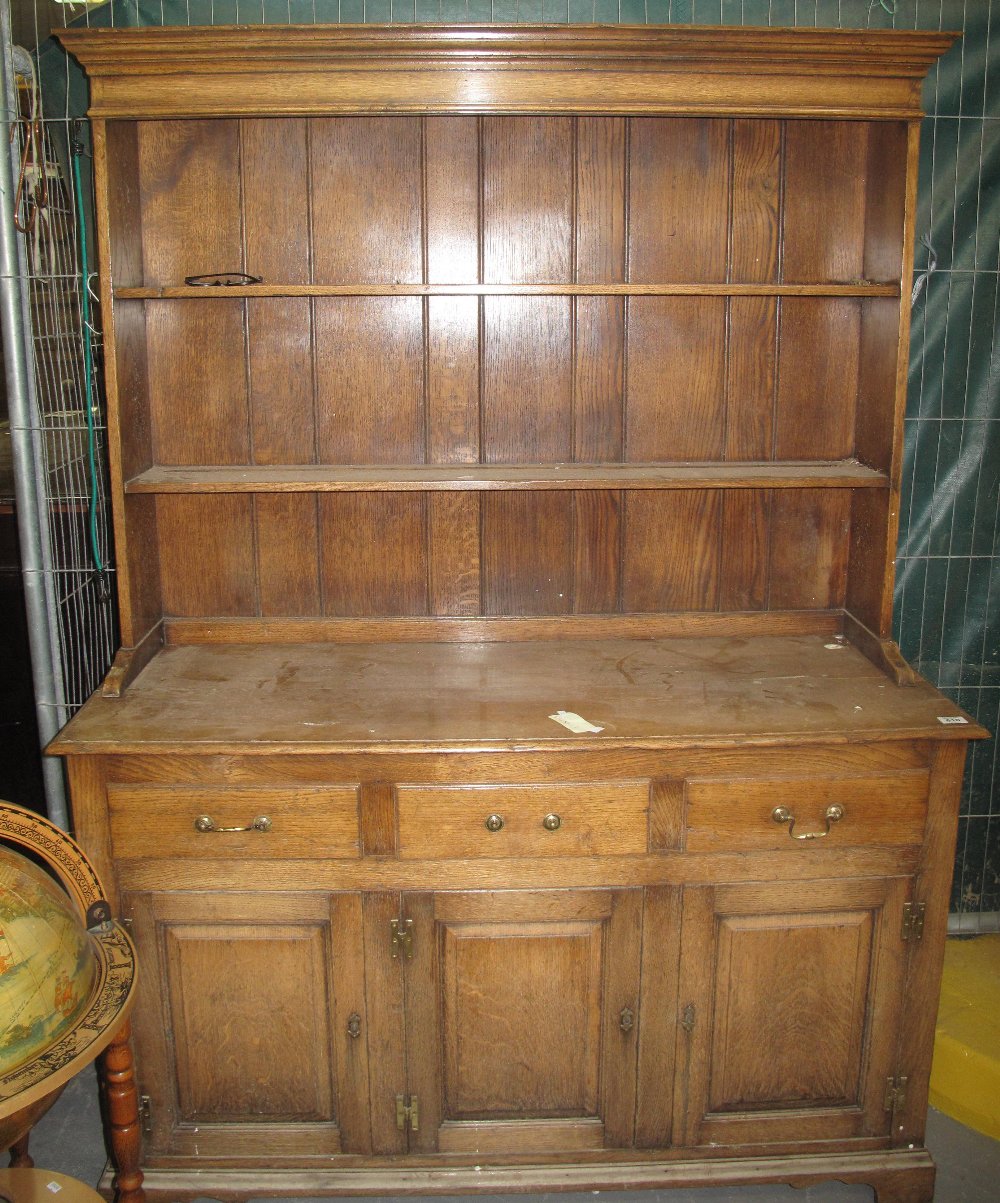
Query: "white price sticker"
937 715 969 725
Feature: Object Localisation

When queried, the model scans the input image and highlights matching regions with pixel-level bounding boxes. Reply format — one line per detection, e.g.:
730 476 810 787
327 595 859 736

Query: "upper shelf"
59 24 956 121
125 461 889 494
116 283 902 300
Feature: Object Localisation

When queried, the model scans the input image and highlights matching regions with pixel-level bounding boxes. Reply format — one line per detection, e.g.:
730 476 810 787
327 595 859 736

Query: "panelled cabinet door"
403 889 642 1155
674 877 910 1148
125 890 371 1160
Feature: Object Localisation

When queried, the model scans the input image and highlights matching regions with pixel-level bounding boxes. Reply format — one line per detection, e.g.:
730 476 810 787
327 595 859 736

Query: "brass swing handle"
771 804 844 840
194 815 272 834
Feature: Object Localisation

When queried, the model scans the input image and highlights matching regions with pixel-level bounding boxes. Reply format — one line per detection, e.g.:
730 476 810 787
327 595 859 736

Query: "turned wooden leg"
100 1020 145 1203
7 1133 33 1168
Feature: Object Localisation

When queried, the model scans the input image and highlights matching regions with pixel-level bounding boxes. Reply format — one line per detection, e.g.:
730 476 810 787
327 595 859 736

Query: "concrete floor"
17 1070 1000 1203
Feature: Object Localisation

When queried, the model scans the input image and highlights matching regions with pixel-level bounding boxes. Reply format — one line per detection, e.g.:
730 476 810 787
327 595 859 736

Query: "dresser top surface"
50 635 984 756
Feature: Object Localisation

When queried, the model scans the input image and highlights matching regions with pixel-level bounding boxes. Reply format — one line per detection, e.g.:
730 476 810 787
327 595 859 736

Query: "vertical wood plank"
726 296 777 461
360 783 398 858
145 299 249 465
425 116 482 615
315 297 425 464
769 489 851 610
863 122 908 283
635 885 683 1147
482 493 573 616
482 116 572 284
310 117 422 283
782 121 868 283
429 494 481 616
137 119 242 286
628 118 730 283
328 892 373 1154
719 490 770 612
362 893 407 1155
672 886 716 1147
622 492 722 612
601 889 643 1148
774 299 860 460
576 117 627 465
729 119 781 284
574 492 622 614
402 892 441 1153
256 496 321 616
157 496 257 617
626 299 726 461
241 118 319 618
320 495 428 617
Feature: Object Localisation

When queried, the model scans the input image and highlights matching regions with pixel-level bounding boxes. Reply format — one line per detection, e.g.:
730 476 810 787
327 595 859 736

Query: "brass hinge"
139 1094 152 1135
390 918 414 959
901 902 926 942
884 1075 908 1116
395 1093 419 1132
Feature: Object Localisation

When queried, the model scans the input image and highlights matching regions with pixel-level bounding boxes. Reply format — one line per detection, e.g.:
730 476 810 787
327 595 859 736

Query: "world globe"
0 849 100 1076
0 801 136 1158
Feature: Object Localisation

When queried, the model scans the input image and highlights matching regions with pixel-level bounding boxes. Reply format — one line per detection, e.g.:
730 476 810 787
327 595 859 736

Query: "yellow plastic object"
929 934 1000 1141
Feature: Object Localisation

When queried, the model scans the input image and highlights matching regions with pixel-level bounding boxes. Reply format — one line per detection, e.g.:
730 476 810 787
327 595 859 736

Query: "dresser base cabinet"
50 23 982 1203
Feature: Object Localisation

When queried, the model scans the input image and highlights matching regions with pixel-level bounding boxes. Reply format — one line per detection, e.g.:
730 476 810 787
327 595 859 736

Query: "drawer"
397 782 649 859
685 771 929 852
107 785 361 859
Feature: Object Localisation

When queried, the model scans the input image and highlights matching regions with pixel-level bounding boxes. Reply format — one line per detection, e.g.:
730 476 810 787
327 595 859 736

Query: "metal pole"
0 0 70 828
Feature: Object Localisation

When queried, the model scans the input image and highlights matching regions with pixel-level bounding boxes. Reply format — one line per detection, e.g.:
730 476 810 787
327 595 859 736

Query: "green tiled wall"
57 0 1000 915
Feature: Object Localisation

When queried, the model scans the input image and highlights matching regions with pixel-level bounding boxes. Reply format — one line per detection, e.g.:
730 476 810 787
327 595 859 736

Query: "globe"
0 849 99 1076
0 800 136 1160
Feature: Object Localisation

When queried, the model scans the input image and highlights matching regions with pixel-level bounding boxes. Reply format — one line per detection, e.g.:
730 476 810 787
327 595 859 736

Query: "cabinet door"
403 889 642 1155
125 890 370 1160
674 877 909 1148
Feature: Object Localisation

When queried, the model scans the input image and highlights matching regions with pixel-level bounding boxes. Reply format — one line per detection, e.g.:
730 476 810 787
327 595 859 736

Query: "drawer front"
685 771 929 852
397 783 649 859
107 785 361 859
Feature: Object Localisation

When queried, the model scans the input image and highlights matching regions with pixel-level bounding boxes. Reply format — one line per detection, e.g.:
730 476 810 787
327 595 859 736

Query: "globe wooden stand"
0 804 139 1203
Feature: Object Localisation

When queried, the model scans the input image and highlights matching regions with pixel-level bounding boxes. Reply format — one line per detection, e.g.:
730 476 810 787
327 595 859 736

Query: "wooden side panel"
863 122 909 284
768 490 851 610
774 299 860 461
782 120 868 283
622 492 722 612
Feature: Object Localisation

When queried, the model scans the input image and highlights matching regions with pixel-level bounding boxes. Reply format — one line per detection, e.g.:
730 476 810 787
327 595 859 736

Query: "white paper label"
937 715 969 725
46 1184 62 1195
549 710 604 734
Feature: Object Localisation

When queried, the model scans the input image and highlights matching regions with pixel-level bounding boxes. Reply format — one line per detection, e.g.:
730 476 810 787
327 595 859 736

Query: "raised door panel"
125 890 370 1160
404 889 642 1155
674 877 909 1148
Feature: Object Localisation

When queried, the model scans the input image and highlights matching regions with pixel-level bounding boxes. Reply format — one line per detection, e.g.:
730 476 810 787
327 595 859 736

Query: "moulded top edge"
55 23 958 77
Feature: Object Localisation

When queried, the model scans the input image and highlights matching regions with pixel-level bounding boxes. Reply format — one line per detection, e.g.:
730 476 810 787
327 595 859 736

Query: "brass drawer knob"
194 815 272 834
485 813 504 832
771 803 844 840
542 813 562 832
